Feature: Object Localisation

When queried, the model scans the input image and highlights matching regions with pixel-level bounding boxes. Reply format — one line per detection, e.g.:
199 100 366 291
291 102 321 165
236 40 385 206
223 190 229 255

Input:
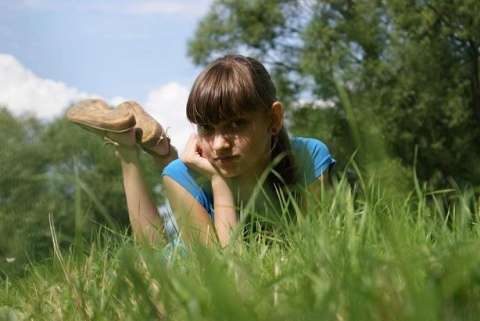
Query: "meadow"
1 166 479 321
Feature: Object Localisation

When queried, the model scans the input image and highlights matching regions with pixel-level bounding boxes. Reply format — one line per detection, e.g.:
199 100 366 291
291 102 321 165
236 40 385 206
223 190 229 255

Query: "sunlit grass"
1 168 480 321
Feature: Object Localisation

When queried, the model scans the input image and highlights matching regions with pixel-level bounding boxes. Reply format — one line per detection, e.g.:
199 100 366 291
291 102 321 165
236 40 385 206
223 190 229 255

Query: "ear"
269 101 284 134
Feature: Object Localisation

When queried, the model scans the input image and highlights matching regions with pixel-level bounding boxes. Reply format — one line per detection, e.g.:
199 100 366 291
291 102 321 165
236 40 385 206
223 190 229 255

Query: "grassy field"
1 169 479 321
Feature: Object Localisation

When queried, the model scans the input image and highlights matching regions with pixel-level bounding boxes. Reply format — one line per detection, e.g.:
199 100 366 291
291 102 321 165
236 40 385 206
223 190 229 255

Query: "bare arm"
116 146 167 244
177 133 239 247
163 176 217 246
211 175 237 248
298 172 329 213
163 173 237 248
307 171 329 196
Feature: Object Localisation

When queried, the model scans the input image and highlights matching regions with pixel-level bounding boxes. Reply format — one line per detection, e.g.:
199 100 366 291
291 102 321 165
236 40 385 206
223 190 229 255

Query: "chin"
219 168 242 178
221 171 240 178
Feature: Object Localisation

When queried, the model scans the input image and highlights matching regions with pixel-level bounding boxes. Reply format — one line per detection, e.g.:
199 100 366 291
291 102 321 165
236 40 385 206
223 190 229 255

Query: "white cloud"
0 53 194 153
145 82 195 154
0 53 91 119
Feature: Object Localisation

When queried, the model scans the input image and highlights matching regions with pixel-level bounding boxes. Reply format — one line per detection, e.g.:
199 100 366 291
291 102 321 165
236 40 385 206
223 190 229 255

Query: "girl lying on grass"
67 54 335 249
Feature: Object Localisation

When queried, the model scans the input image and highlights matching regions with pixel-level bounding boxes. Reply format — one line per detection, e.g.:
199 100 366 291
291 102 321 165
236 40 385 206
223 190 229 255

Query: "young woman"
67 55 335 248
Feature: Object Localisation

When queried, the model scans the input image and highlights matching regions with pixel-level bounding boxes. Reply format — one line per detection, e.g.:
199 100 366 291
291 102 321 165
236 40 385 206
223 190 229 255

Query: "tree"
188 0 480 189
0 106 166 276
0 107 52 275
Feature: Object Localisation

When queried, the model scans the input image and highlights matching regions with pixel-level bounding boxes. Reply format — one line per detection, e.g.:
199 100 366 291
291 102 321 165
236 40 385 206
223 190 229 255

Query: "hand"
181 133 237 248
181 133 219 179
104 129 140 163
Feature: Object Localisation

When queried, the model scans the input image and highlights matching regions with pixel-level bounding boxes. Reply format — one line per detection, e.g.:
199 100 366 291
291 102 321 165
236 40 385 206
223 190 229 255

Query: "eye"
230 119 247 128
198 124 214 133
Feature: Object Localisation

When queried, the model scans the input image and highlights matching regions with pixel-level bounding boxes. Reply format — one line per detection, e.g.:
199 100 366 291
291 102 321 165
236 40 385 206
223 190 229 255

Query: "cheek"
197 138 213 157
242 135 270 157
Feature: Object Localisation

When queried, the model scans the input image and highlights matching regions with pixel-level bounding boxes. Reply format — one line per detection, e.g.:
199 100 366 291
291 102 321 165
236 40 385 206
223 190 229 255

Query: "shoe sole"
67 99 136 134
116 101 170 156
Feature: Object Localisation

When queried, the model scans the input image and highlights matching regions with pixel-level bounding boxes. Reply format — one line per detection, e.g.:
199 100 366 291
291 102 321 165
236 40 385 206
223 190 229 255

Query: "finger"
181 133 199 162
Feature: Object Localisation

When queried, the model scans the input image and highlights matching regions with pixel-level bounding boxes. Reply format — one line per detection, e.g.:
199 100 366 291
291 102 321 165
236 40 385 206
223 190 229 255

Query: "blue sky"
0 0 213 150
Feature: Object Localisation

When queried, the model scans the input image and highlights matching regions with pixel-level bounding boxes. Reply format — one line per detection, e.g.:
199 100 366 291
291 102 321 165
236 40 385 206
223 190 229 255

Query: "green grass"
1 169 480 321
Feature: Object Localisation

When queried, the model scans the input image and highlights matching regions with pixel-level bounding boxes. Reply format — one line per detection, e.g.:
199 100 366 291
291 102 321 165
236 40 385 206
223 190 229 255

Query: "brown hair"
186 55 298 186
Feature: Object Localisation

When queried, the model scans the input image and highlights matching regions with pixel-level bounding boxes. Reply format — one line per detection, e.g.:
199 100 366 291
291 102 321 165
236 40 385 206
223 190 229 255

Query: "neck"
233 148 274 203
232 173 276 209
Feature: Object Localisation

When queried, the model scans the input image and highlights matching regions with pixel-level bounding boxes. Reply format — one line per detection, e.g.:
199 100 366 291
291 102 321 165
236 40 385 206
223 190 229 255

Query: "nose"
212 132 231 151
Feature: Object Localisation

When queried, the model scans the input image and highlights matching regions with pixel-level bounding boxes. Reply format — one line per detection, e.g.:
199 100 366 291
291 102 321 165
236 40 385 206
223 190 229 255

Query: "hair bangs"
186 59 264 125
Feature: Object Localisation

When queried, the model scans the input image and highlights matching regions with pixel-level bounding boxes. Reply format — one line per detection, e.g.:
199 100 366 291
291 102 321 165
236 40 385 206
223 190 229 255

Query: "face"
197 111 273 179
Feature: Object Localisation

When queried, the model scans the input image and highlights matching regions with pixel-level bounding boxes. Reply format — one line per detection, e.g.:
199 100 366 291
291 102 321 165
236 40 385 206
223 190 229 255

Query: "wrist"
153 146 178 169
211 174 231 189
115 145 140 163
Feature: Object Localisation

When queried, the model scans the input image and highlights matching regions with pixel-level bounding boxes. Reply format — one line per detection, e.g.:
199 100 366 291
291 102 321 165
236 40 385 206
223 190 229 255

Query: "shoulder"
291 137 336 184
162 159 209 191
291 137 334 166
163 158 188 176
291 137 330 155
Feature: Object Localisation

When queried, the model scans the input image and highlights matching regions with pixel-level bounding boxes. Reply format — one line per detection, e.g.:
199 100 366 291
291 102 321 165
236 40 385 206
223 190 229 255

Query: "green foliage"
0 107 52 276
289 104 354 171
188 0 480 190
0 107 165 277
188 0 291 65
2 170 480 320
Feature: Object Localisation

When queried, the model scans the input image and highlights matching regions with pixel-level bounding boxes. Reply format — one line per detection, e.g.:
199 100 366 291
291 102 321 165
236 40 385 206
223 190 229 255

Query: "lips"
214 155 237 164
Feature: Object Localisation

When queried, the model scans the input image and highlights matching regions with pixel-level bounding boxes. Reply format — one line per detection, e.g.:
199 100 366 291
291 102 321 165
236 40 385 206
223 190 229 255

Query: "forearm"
211 175 238 247
118 148 166 244
163 176 216 247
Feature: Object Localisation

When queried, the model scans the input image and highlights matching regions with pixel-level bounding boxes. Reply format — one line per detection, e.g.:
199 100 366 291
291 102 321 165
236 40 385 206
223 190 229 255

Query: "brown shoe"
115 101 171 157
67 99 136 136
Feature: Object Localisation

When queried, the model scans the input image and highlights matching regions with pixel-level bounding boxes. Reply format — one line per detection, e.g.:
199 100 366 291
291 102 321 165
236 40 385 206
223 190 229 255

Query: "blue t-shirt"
162 137 335 219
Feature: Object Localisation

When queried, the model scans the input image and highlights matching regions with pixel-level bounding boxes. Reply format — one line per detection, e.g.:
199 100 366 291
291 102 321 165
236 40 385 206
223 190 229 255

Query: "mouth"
214 155 238 165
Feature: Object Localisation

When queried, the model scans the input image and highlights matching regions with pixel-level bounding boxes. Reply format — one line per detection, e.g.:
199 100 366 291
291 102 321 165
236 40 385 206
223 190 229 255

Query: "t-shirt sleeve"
292 137 336 185
161 159 214 219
